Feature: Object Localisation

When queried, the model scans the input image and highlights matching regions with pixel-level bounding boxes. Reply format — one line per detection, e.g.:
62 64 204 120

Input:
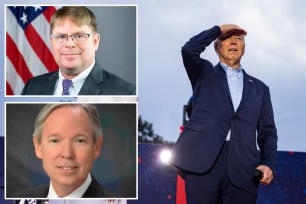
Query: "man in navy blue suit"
171 24 278 203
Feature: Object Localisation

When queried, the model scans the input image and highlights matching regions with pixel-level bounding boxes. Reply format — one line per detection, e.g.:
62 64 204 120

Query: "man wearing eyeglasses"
21 6 136 95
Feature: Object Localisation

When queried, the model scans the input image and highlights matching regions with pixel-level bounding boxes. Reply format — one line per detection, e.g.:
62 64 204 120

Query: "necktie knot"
62 79 73 95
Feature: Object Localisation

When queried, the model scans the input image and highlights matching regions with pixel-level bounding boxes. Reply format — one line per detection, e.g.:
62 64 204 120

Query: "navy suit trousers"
184 142 257 204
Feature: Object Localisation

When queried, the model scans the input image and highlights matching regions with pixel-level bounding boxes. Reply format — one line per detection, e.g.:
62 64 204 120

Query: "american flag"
6 6 59 95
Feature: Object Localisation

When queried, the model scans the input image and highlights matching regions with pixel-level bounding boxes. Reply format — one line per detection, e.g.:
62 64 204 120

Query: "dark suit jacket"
12 175 119 198
21 61 136 95
171 26 278 195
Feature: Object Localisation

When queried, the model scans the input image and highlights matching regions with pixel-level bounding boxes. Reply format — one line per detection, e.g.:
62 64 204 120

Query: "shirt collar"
47 174 92 198
220 62 243 73
58 60 96 85
56 59 96 95
70 59 95 84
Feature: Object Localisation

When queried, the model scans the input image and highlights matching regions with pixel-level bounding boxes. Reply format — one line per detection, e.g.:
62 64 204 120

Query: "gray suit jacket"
12 175 120 198
21 62 136 95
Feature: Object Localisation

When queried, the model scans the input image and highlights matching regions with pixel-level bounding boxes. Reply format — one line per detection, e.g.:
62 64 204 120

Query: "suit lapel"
236 69 253 113
213 63 234 111
82 175 105 197
46 73 59 94
78 62 104 95
213 64 254 114
42 184 49 197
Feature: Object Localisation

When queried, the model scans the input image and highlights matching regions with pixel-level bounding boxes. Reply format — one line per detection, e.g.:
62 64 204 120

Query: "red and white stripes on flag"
6 6 59 95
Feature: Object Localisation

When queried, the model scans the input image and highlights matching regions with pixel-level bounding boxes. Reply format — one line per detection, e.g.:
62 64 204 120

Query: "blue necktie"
62 79 73 95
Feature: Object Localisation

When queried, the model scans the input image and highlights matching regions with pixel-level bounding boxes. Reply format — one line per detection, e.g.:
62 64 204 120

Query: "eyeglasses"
50 33 95 44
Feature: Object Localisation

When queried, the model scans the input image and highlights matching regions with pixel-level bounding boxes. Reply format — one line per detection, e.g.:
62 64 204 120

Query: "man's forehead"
220 30 246 41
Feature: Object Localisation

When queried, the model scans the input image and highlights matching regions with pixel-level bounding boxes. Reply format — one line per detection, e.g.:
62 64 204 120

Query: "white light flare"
159 149 172 164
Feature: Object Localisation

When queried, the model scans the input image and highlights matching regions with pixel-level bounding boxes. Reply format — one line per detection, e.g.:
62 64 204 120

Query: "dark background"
6 103 137 198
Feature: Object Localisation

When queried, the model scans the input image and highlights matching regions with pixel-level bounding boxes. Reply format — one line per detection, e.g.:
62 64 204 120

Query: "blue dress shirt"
220 62 244 140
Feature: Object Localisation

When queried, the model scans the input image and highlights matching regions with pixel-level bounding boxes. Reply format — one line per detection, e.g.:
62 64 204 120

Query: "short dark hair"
50 6 97 35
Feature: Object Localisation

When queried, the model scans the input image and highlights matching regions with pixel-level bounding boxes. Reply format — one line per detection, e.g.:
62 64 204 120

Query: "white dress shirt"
47 174 92 198
53 60 95 95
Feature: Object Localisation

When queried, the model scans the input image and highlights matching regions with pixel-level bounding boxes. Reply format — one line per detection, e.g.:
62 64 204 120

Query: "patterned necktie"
62 79 73 95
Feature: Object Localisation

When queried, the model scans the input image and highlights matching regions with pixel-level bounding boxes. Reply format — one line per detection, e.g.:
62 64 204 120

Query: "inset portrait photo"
6 103 137 199
5 5 137 96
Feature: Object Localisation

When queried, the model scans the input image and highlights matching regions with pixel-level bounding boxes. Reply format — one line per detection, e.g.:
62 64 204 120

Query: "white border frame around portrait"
4 101 138 200
4 4 138 99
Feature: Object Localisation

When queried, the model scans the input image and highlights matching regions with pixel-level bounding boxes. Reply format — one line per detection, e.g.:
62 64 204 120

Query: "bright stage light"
159 149 172 164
